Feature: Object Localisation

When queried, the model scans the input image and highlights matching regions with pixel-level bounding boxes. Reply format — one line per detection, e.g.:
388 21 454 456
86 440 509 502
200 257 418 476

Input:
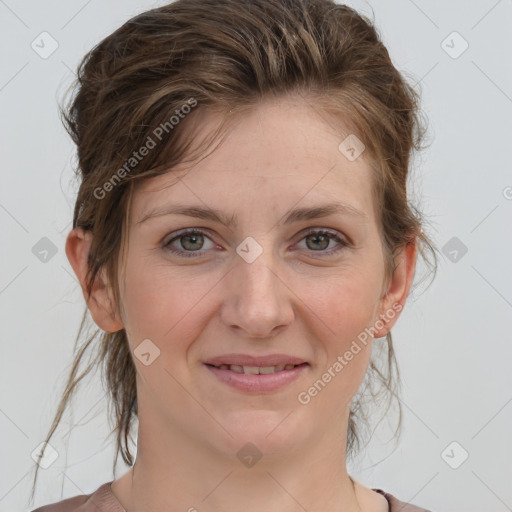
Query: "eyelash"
163 228 349 259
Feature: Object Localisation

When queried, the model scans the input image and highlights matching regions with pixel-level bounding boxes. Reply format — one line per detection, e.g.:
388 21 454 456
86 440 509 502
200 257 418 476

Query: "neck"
128 458 362 512
113 406 374 512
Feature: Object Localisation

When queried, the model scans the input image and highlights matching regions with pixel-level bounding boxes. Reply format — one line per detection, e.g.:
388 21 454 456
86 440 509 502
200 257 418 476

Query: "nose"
219 241 295 338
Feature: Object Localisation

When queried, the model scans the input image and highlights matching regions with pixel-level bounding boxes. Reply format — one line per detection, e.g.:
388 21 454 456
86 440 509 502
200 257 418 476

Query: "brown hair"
30 0 438 503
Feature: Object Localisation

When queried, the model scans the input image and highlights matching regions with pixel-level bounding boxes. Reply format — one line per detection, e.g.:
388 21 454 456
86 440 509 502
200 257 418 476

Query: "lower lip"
205 363 309 392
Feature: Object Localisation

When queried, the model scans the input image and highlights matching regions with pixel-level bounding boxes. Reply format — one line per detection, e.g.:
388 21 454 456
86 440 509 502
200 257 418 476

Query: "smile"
204 362 309 392
208 363 302 374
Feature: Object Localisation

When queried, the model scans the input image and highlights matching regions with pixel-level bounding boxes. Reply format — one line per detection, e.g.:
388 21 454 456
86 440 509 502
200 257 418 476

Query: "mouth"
205 362 308 374
204 362 309 393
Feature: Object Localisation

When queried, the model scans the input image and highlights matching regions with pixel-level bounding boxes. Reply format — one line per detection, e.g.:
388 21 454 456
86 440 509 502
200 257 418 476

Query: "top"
30 482 433 512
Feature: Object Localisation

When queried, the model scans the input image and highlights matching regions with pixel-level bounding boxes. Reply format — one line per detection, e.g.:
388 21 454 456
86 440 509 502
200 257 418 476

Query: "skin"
66 95 416 512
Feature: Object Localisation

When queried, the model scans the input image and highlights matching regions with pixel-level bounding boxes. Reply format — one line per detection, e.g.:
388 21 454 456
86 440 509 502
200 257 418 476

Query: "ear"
373 239 417 338
65 227 124 333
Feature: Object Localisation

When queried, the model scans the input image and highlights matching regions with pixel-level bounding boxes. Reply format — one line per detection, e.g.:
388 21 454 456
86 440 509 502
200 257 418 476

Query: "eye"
294 228 349 256
163 227 349 259
163 229 217 258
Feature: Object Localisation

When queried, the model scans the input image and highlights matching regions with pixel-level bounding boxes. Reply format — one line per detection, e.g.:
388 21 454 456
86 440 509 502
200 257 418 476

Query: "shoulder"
373 488 434 512
30 482 125 512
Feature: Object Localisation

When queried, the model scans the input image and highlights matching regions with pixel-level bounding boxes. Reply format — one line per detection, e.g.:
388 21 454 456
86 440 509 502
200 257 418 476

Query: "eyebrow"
136 202 368 229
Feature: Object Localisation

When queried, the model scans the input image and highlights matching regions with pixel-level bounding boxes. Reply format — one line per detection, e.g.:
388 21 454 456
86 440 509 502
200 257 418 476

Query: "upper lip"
204 354 308 367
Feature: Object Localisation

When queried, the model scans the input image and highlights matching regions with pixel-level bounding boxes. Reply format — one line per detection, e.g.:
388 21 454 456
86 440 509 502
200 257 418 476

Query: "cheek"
302 319 374 414
310 266 382 336
121 258 218 348
304 268 382 391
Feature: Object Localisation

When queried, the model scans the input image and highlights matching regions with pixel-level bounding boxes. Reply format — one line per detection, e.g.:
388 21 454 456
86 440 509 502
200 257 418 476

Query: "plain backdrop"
1 1 511 511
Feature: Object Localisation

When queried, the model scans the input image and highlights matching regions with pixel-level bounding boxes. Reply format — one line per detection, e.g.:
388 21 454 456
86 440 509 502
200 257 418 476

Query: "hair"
30 0 439 503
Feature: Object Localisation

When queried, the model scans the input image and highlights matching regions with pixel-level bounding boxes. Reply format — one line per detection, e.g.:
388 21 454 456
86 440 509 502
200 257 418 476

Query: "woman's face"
111 96 413 459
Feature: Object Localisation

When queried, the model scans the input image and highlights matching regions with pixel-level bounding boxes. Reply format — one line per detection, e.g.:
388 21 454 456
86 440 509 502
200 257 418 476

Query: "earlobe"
65 227 124 333
373 240 417 339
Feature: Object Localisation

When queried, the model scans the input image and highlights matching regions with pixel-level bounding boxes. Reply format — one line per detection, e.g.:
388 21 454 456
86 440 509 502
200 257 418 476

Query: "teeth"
215 364 299 374
259 366 278 374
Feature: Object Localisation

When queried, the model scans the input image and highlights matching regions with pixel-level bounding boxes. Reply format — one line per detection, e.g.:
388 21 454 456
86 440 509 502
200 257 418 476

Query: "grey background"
1 1 511 511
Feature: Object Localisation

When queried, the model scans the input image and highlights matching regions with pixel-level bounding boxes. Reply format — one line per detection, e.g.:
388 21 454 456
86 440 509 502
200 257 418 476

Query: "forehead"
131 97 377 225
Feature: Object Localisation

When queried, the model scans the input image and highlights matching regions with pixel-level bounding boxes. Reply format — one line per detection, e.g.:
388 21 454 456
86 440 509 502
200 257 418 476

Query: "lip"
204 353 307 367
204 360 309 393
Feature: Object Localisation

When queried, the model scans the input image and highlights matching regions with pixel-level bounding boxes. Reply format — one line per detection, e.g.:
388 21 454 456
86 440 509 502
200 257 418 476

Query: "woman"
29 0 438 510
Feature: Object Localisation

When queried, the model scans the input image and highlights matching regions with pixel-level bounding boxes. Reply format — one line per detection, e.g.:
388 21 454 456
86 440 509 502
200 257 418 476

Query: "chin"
218 410 310 457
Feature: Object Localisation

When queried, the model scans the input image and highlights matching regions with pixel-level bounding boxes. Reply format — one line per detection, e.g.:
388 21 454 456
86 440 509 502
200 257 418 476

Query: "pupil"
183 234 202 250
308 234 328 250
